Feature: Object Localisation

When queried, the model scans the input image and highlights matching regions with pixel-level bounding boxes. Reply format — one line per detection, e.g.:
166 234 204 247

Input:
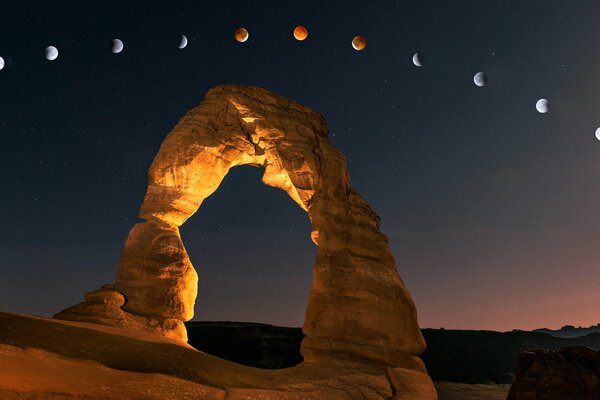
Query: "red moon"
352 36 366 51
293 26 308 41
235 27 249 43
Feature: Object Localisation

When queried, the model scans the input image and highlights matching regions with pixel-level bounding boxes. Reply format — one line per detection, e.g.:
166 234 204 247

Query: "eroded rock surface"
54 84 436 398
507 346 600 400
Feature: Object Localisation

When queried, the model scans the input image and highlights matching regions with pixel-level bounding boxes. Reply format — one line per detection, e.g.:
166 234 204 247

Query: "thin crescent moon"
412 52 422 67
179 35 188 49
0 57 4 71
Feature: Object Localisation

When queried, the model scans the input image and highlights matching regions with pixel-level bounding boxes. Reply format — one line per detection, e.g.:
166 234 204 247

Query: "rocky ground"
0 312 434 399
434 382 510 400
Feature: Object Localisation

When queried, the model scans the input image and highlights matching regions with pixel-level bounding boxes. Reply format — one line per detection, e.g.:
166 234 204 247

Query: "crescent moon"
0 57 4 71
112 39 124 54
45 46 59 61
412 52 422 67
536 99 549 113
595 127 600 141
179 35 188 49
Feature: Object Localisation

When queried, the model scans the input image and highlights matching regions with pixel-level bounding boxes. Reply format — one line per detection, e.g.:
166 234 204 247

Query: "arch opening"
179 165 316 327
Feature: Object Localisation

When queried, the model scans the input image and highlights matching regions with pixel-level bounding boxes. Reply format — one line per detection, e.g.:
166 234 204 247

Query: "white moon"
412 52 422 67
595 127 600 141
112 39 124 54
536 98 549 113
179 35 188 49
0 57 4 71
473 72 487 87
45 46 58 61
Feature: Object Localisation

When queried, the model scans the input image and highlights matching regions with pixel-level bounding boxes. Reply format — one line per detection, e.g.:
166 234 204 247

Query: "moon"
0 57 4 71
352 36 366 51
293 26 308 41
536 98 549 113
112 39 124 54
596 127 600 141
412 52 422 67
45 46 58 61
179 35 188 49
473 72 487 87
235 27 249 43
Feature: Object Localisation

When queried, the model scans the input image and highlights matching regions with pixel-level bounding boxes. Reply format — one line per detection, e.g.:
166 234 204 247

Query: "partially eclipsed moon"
412 52 422 67
352 36 366 51
45 46 59 61
112 39 124 54
596 127 600 141
536 98 549 114
293 26 308 41
235 28 249 43
0 57 4 71
473 72 487 87
179 35 188 49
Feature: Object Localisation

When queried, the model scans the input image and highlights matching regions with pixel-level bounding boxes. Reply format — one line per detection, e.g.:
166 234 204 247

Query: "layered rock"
54 84 436 398
507 346 600 399
55 284 187 341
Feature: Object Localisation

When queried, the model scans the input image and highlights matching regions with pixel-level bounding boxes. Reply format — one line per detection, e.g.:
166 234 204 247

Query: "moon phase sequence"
179 35 188 49
536 99 549 114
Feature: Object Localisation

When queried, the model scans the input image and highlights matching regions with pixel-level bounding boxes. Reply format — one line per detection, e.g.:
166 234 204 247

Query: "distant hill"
421 329 600 383
532 324 600 338
185 321 600 385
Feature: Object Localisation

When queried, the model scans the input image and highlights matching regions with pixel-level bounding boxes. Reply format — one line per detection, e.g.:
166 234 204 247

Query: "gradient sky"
1 0 600 331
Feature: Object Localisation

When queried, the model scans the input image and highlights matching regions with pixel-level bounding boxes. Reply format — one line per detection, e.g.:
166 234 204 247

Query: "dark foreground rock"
507 346 600 400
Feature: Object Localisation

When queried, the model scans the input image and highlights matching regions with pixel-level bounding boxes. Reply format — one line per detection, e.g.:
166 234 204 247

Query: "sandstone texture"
53 84 436 398
507 346 600 400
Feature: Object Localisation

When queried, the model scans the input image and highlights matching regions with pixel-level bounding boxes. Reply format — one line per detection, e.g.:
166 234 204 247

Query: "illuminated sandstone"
55 85 436 398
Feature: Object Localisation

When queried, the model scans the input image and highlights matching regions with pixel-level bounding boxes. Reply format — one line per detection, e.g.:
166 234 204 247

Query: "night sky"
2 1 600 331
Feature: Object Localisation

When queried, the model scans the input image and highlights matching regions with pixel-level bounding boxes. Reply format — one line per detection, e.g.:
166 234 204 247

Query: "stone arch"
55 85 435 397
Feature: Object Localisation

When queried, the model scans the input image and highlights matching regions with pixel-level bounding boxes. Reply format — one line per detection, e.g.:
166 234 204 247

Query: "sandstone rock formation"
507 346 600 400
55 84 436 398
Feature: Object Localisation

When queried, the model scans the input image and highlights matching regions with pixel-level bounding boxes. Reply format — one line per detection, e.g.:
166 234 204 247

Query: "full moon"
0 57 4 71
412 52 422 67
473 72 487 87
293 26 308 41
596 127 600 141
179 35 188 49
112 39 124 54
536 98 549 114
45 46 58 61
235 27 249 43
352 36 366 51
